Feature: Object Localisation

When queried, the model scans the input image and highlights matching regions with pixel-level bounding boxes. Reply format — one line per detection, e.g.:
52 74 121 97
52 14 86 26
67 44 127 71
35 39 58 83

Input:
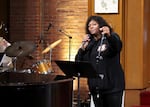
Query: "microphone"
81 34 93 51
58 29 72 38
82 34 91 43
47 23 52 31
88 34 92 40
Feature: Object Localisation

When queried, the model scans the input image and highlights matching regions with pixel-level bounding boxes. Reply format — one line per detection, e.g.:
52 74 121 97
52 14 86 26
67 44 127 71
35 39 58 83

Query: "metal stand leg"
49 49 52 63
77 72 81 107
13 57 17 72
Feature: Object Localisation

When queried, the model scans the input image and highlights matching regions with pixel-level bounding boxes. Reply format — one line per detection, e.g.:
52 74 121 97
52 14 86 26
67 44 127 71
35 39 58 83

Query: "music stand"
55 60 97 107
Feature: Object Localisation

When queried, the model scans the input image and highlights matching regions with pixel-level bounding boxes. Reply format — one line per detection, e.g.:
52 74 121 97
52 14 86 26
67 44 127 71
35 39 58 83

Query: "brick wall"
9 0 89 100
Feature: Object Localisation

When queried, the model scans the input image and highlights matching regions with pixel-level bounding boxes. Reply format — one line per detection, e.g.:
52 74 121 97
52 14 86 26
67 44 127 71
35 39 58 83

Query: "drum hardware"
42 39 62 54
31 59 53 74
42 39 62 65
12 57 17 71
5 41 36 57
43 39 62 67
33 39 62 74
49 23 72 61
17 68 33 73
58 30 72 61
5 41 36 71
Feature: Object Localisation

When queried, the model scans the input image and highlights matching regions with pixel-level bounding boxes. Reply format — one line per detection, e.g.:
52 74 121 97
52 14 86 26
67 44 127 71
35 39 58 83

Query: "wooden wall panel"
125 0 144 89
125 0 150 89
125 90 141 107
143 0 150 88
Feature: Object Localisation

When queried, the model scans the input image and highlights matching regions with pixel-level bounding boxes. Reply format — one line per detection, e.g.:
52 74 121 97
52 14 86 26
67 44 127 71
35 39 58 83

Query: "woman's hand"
99 26 111 36
80 34 91 50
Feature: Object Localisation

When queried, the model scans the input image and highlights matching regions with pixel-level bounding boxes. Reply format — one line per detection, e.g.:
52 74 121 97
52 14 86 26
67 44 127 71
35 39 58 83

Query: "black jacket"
75 33 125 94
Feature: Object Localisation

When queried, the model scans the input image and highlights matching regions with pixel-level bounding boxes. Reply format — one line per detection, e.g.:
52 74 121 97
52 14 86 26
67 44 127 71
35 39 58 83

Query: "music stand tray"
55 60 97 78
55 60 97 107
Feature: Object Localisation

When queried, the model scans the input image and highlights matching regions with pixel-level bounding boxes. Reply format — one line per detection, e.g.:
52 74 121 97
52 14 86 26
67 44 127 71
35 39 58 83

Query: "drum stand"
12 57 17 71
49 48 54 73
49 48 52 64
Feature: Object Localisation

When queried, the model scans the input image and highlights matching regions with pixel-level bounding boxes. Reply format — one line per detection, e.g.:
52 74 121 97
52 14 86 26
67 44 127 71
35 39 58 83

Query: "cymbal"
5 41 36 57
42 39 62 54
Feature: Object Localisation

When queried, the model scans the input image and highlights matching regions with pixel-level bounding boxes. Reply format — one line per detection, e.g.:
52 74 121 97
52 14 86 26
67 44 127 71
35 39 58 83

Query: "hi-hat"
42 39 62 54
5 41 36 57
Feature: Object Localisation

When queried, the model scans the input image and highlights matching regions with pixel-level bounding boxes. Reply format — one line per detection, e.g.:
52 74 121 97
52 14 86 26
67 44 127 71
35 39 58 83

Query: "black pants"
92 91 124 107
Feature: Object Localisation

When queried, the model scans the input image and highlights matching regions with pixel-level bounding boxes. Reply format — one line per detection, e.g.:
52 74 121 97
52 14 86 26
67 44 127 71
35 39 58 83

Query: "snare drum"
32 59 53 74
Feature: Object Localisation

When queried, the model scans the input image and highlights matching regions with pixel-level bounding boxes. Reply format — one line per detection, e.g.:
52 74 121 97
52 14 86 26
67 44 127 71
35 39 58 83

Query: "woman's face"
88 20 100 35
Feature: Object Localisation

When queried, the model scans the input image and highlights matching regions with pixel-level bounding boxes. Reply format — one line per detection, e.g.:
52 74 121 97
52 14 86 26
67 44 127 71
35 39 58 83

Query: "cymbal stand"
12 57 17 71
47 24 72 61
49 48 54 73
49 48 52 64
58 30 72 61
12 50 23 72
49 49 52 62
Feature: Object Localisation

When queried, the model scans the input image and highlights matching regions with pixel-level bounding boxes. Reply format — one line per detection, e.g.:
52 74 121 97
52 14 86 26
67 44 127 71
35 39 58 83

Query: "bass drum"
32 59 53 74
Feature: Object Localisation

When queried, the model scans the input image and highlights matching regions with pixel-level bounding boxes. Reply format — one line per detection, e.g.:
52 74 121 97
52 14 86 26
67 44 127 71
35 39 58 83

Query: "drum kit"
3 39 62 74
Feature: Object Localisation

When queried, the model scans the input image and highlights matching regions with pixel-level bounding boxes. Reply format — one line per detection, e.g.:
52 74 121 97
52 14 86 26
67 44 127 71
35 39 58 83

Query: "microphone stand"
46 23 72 61
58 30 72 61
95 34 106 88
96 34 106 62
